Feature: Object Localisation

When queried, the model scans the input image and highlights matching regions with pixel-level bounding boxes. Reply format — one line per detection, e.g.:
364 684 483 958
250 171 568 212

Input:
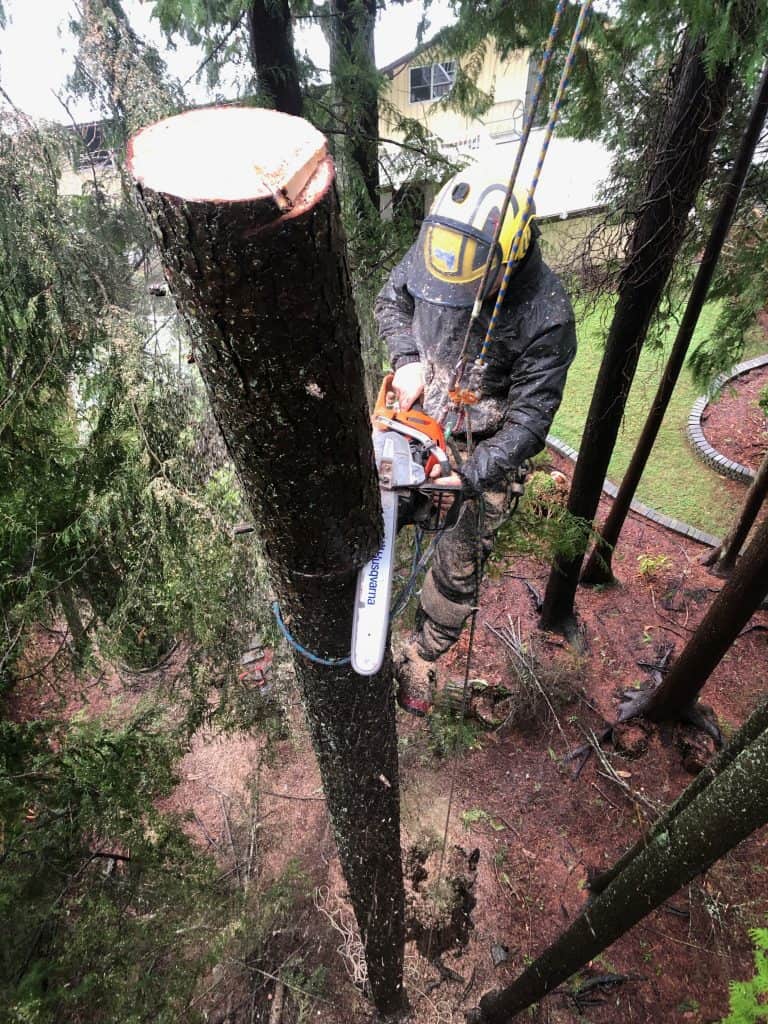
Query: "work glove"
392 361 425 411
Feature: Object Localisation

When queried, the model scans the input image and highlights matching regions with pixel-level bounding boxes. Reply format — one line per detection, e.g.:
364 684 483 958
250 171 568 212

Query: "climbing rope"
476 0 594 371
457 0 568 355
449 0 594 407
426 416 485 961
447 0 568 406
425 0 597 919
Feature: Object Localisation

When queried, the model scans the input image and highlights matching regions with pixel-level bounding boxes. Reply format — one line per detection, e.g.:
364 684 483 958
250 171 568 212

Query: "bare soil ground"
702 364 768 473
10 379 768 1024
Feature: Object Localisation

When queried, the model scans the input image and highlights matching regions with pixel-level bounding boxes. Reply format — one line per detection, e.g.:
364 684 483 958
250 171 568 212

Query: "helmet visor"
408 216 501 307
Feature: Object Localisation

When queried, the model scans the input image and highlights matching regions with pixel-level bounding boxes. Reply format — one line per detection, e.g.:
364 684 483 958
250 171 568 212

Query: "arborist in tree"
374 164 577 715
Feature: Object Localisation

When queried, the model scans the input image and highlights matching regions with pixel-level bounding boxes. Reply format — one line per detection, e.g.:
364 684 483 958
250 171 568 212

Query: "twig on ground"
591 781 620 810
588 730 658 814
485 617 572 753
260 789 325 802
268 980 285 1024
244 806 260 893
462 966 477 1001
219 795 241 885
239 962 332 1005
523 579 543 611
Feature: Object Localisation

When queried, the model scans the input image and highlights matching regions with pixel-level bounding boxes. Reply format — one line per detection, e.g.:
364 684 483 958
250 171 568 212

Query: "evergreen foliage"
720 928 768 1023
70 0 183 134
151 0 257 91
0 709 223 1023
0 15 281 1013
0 110 272 703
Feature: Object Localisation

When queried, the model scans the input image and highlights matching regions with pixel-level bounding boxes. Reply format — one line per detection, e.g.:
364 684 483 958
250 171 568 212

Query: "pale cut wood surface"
127 106 327 205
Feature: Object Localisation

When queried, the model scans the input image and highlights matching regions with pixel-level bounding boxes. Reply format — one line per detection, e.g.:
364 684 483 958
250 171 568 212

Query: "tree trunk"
582 62 768 586
468 720 768 1023
127 107 406 1015
622 510 768 723
59 584 86 647
589 695 768 894
247 0 303 117
703 446 768 575
326 0 380 212
539 32 735 635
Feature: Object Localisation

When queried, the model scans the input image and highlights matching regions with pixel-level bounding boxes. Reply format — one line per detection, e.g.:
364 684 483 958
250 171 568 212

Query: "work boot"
393 636 437 718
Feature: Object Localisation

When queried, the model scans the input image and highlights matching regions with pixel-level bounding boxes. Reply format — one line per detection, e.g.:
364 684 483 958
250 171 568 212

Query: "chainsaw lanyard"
271 601 351 667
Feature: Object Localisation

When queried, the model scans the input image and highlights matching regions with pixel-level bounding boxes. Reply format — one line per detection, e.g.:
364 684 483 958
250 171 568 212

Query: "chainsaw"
351 375 463 676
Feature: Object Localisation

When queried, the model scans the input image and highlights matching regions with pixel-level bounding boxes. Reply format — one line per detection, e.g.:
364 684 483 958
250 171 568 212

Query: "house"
378 36 611 224
59 120 121 197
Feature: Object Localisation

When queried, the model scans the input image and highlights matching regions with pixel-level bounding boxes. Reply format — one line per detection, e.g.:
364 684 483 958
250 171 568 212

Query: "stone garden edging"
545 435 720 548
686 353 768 484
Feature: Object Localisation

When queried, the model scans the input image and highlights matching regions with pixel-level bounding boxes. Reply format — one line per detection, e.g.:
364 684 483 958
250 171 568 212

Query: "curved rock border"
545 434 720 548
687 353 768 483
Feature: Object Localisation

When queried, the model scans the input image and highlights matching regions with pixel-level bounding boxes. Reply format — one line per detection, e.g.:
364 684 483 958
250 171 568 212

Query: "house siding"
380 41 530 151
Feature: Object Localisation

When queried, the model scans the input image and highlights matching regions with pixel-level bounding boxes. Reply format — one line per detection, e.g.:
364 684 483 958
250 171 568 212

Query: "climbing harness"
446 0 594 418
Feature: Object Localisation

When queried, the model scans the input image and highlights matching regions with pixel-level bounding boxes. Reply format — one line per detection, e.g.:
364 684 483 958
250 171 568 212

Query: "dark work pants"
417 487 509 659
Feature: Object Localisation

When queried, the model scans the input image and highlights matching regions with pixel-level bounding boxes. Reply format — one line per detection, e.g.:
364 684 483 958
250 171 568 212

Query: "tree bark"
622 510 768 723
59 584 86 647
589 695 768 894
468 721 768 1023
247 0 303 117
326 0 380 212
127 107 406 1015
703 446 768 575
581 62 768 586
539 32 735 634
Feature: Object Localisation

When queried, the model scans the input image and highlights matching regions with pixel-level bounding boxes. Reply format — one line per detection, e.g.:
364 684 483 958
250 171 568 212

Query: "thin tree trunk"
247 0 303 116
468 721 768 1023
59 584 86 647
589 695 768 894
703 447 768 574
127 108 406 1015
326 0 380 212
539 32 735 635
621 510 768 723
582 62 768 586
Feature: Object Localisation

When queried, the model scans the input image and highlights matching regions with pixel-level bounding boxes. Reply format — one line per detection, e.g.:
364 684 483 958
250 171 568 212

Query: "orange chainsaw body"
373 373 448 477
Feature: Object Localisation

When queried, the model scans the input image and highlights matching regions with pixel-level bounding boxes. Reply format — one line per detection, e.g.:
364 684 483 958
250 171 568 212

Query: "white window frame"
409 61 456 103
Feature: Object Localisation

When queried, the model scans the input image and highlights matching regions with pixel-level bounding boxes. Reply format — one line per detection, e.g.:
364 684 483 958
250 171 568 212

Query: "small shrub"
636 553 671 579
460 808 505 832
488 474 595 571
428 708 482 758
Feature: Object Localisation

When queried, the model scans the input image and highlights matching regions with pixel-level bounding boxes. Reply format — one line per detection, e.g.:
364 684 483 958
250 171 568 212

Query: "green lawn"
550 297 765 537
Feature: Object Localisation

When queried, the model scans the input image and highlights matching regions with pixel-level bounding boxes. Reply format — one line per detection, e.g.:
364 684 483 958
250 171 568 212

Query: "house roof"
378 30 450 77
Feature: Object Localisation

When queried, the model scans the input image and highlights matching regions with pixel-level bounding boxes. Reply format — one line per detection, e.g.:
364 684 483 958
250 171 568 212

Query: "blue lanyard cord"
271 601 351 667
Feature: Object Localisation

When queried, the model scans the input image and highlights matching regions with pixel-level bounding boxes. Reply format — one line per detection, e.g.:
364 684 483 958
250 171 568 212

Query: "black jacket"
373 240 577 494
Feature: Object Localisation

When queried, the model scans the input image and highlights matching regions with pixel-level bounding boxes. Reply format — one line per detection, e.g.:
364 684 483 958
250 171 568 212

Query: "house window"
75 122 115 171
409 61 456 103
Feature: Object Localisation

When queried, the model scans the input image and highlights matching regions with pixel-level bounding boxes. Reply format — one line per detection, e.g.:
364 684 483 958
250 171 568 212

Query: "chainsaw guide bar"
351 430 425 676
